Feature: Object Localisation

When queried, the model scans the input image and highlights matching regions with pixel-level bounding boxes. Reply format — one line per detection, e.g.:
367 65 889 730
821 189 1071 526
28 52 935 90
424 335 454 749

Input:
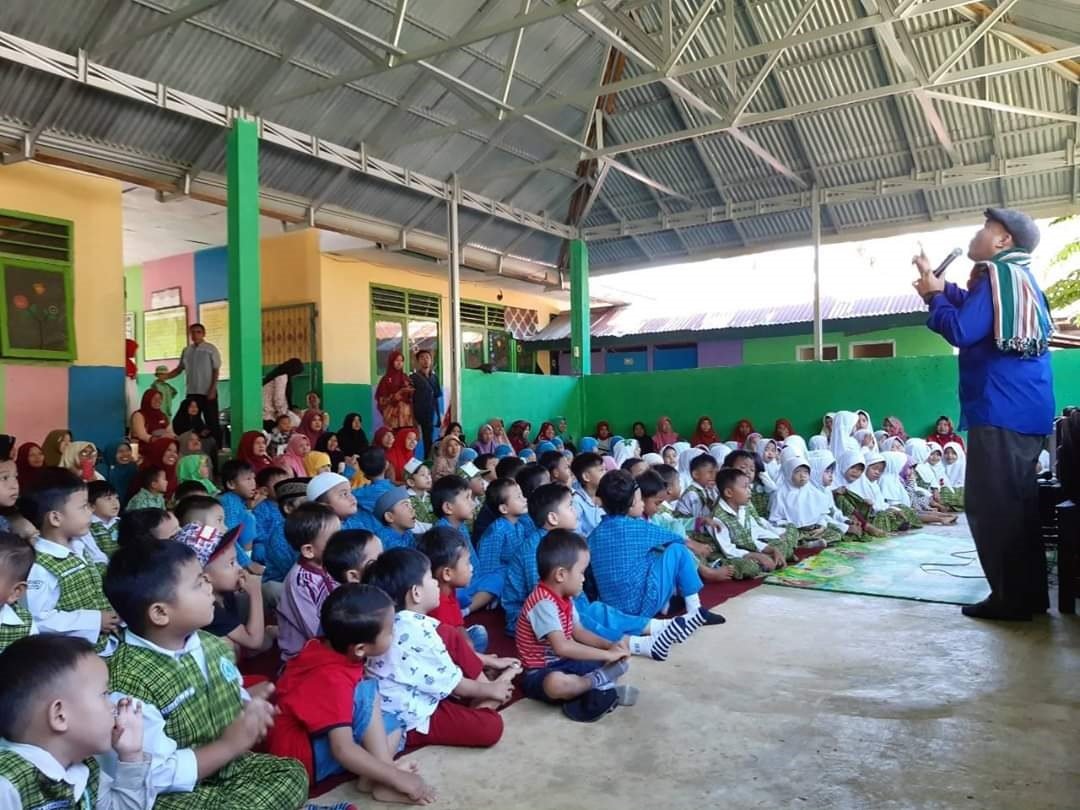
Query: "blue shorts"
310 678 405 782
520 659 601 704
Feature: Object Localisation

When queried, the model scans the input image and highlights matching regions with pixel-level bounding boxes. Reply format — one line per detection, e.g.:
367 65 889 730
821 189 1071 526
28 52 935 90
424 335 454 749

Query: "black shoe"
961 598 1031 621
562 688 619 722
698 607 726 626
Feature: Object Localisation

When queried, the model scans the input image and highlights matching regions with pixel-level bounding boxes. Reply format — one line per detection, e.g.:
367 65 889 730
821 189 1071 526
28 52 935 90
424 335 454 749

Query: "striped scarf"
984 248 1052 358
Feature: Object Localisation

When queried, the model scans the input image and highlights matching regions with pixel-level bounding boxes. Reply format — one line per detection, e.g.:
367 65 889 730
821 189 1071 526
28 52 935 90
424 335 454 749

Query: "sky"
589 216 1080 314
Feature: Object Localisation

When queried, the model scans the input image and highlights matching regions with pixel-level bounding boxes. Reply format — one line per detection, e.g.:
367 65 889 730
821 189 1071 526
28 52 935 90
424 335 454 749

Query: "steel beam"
94 0 228 56
663 0 718 73
447 177 463 423
921 89 1080 125
811 184 823 361
498 0 532 118
386 0 409 66
928 0 1022 83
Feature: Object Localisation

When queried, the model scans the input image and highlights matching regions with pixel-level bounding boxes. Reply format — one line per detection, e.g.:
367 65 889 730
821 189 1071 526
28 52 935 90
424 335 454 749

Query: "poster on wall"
0 261 74 360
143 306 188 360
149 287 181 309
198 300 229 379
124 311 135 340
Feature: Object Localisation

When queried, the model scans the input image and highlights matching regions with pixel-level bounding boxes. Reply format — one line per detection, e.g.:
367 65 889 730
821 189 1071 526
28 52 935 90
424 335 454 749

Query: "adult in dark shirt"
914 208 1054 621
409 349 443 459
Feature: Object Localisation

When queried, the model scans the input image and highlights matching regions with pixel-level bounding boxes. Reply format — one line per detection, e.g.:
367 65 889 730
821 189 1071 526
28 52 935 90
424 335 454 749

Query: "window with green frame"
0 211 75 361
370 285 441 377
460 301 536 373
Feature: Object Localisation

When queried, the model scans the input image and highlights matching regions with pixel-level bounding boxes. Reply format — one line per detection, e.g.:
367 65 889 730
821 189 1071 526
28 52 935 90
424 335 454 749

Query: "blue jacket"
928 270 1054 436
252 499 294 583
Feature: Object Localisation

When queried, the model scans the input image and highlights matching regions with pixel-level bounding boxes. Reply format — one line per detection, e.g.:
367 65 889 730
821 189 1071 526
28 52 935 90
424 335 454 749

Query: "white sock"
684 593 702 614
628 635 653 657
647 618 672 635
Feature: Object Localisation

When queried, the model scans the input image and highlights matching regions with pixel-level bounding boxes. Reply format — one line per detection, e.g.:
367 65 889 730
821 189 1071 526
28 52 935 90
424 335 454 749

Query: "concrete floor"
320 571 1080 809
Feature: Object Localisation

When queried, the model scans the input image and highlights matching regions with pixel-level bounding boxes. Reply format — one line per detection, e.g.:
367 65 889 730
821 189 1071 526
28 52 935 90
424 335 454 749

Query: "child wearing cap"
404 458 434 531
277 502 342 661
151 364 179 417
374 486 418 551
257 477 308 606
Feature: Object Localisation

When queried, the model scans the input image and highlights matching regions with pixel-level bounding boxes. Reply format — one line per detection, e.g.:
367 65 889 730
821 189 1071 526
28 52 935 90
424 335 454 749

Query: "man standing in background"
165 323 222 444
410 349 442 459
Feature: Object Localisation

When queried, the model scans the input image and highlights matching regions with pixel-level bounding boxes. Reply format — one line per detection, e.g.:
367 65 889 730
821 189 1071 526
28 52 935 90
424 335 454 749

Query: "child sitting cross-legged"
21 469 121 655
86 480 122 559
0 635 150 808
278 501 342 662
116 507 180 548
269 584 438 804
432 475 498 615
769 457 847 549
709 467 788 579
174 523 275 657
404 459 434 531
324 529 383 585
589 470 726 626
103 537 309 807
362 548 510 751
375 486 418 551
0 531 36 652
125 465 168 512
516 529 637 722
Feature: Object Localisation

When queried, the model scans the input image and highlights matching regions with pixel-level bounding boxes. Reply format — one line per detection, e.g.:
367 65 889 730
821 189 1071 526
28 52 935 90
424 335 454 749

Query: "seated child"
569 453 605 537
517 530 636 721
252 466 289 564
257 477 308 603
21 470 120 655
0 635 150 807
404 458 434 530
908 439 962 514
940 441 966 510
125 466 167 512
880 451 955 526
0 531 36 651
218 460 259 568
495 456 525 482
267 412 294 458
351 448 394 532
174 523 274 656
116 507 180 547
589 470 727 625
504 484 704 661
753 439 782 515
475 478 531 601
375 486 418 550
417 526 526 677
539 449 573 488
769 457 847 548
278 501 343 661
309 470 361 532
807 450 863 540
698 468 786 579
173 480 211 503
324 529 383 585
103 538 309 807
174 493 227 532
0 452 17 535
177 453 219 496
432 475 496 614
269 584 437 803
475 453 498 486
832 449 908 535
86 480 122 558
725 450 801 554
362 548 510 751
637 469 690 539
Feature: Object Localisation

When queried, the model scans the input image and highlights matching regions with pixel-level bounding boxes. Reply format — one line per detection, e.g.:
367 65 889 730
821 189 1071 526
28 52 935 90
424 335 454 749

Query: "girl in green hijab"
176 453 219 495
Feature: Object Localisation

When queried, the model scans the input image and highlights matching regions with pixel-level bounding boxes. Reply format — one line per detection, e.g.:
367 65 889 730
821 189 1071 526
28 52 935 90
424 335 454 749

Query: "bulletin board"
143 306 188 360
198 299 230 379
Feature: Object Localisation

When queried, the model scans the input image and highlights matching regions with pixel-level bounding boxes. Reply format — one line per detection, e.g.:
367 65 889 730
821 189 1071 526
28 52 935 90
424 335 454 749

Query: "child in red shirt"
269 584 436 804
417 525 521 674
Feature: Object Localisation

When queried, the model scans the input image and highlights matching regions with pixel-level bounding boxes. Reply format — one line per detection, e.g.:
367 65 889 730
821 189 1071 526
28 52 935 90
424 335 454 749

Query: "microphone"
933 247 962 278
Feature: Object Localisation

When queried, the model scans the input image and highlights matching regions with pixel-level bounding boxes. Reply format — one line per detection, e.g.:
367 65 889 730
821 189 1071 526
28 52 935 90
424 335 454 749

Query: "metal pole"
811 184 823 361
447 175 463 425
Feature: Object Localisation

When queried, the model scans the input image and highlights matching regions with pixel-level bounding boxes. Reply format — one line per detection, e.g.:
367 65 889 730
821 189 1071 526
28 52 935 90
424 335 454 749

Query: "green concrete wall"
741 325 952 365
323 382 372 432
581 351 1080 440
462 369 582 441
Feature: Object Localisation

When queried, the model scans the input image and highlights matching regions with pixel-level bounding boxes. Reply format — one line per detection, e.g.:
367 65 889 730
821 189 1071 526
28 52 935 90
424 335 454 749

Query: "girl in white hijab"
782 434 808 459
936 441 966 511
829 410 859 462
855 409 874 434
769 456 844 548
853 430 877 454
642 452 664 467
611 438 640 468
881 451 955 525
878 435 904 453
819 412 834 440
709 443 731 466
833 449 901 535
808 435 828 451
676 445 705 491
808 449 856 537
660 443 679 466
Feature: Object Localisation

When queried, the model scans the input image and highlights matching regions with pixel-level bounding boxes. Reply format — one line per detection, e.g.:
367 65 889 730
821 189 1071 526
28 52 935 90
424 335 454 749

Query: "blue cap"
579 437 599 453
536 441 556 455
985 208 1040 252
519 448 536 461
374 485 410 522
494 444 513 459
458 447 478 464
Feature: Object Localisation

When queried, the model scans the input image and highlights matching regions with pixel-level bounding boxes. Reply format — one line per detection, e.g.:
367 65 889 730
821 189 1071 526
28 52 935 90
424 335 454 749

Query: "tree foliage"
1045 215 1080 322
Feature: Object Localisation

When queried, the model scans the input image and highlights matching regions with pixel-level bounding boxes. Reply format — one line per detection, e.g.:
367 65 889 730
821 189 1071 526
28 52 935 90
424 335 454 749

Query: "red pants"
405 698 503 751
406 625 502 751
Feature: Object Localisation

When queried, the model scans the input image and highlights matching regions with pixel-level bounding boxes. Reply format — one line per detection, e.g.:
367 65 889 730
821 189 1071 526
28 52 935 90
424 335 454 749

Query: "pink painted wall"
140 253 196 373
4 365 69 445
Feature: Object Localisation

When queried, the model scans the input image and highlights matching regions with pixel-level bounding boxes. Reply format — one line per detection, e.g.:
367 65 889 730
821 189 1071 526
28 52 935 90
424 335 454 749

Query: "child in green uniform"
22 470 121 655
833 450 911 535
87 480 122 559
125 466 168 512
723 451 801 557
0 635 150 809
940 441 966 511
709 468 789 579
0 532 35 652
103 537 309 809
404 458 435 530
768 457 846 549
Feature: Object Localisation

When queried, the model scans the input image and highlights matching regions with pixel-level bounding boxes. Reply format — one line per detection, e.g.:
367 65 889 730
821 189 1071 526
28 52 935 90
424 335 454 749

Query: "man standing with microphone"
913 208 1055 620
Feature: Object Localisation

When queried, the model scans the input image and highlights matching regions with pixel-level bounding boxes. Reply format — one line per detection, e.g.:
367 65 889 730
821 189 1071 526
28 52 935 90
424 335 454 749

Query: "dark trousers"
966 425 1049 612
189 394 221 446
416 411 435 460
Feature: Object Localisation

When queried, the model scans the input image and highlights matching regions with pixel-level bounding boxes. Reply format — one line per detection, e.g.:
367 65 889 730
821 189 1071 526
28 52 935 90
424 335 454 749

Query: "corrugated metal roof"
0 0 1076 277
525 293 930 343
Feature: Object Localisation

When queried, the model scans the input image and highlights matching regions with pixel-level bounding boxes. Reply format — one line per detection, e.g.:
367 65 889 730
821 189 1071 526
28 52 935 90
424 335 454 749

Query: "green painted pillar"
569 239 591 376
226 118 262 445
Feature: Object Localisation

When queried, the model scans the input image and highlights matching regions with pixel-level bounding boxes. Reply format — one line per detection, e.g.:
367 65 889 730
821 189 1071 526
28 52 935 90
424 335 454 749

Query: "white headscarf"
611 438 641 467
942 441 966 489
642 452 663 466
808 449 837 492
846 450 887 510
677 446 705 489
829 410 859 461
856 409 874 434
783 434 808 458
854 429 877 452
878 451 912 507
744 433 762 453
904 438 936 486
879 435 904 453
755 438 781 490
837 449 867 488
926 443 949 488
780 445 806 466
809 435 828 451
709 443 731 466
820 412 835 439
673 441 691 456
770 456 829 526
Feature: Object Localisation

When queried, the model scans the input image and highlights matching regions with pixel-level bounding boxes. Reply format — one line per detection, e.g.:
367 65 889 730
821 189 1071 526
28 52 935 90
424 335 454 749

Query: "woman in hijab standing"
375 350 414 430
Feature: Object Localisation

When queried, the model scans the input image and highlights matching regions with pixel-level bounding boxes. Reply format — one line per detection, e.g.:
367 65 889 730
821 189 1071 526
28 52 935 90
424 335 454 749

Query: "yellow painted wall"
318 253 560 384
0 162 123 365
260 229 323 356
